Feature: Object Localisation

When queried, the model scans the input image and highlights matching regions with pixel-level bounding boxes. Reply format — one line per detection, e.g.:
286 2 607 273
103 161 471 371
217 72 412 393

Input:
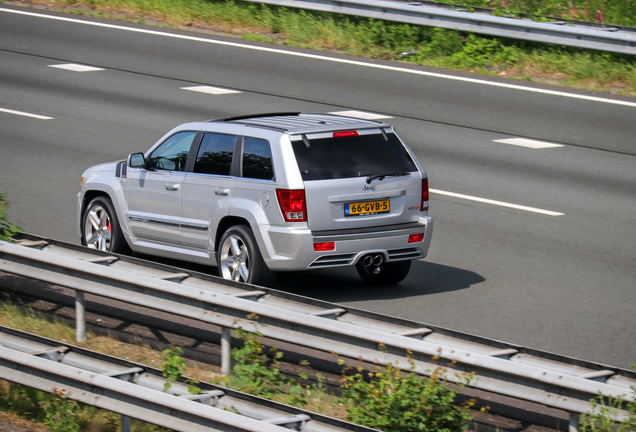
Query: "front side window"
147 131 196 171
242 137 273 180
194 133 236 175
291 132 417 181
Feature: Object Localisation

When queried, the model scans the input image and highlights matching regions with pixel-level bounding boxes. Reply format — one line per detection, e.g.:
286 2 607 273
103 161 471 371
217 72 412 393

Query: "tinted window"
242 137 273 180
291 132 417 181
194 133 235 175
147 131 196 171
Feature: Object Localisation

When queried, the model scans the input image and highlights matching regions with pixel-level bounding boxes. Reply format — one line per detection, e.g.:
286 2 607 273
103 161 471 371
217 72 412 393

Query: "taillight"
314 242 335 251
421 178 429 211
408 233 424 243
276 189 307 222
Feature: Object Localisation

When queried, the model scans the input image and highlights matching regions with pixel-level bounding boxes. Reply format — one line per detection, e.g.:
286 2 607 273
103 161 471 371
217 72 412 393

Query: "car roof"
207 112 392 134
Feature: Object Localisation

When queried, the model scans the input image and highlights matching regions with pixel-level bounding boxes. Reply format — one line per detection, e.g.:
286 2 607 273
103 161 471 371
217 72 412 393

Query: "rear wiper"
365 172 410 184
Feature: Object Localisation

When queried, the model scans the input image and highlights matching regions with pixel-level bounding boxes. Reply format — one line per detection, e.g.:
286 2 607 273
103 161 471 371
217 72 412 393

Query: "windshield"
291 132 417 181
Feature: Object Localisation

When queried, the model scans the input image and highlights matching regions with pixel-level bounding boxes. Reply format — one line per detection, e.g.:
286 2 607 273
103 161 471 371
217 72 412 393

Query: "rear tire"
217 225 275 286
356 260 411 285
82 196 129 254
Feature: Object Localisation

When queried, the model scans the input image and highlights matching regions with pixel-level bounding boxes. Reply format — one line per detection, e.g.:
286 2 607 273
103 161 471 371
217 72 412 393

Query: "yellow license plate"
345 199 390 216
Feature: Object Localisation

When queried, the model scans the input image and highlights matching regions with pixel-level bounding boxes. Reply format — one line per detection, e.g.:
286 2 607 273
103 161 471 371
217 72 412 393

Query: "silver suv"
77 113 433 286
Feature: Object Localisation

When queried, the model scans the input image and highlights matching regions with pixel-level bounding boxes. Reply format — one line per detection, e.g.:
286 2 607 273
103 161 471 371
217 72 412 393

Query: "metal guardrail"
1 235 635 431
0 325 375 432
239 0 636 55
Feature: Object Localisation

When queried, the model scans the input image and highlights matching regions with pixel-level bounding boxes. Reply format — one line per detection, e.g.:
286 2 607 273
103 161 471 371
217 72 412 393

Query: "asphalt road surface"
1 4 635 368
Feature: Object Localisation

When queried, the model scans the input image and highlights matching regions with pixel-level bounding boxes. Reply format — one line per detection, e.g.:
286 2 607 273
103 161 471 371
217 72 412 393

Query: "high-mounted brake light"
333 130 359 138
276 189 307 222
421 178 429 211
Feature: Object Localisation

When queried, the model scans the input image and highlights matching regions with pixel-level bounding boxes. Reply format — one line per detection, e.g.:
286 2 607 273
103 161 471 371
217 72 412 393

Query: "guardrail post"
221 327 231 376
75 291 86 343
121 415 130 432
569 412 580 432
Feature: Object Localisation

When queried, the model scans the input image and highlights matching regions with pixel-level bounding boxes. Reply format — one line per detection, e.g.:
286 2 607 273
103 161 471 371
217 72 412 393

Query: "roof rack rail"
218 112 302 122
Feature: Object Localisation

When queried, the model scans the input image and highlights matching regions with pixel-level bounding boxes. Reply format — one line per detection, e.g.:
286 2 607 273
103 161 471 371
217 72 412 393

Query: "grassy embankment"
9 0 636 96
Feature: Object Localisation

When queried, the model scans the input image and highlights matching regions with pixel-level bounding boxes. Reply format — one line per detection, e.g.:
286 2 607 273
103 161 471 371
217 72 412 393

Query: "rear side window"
194 133 235 175
291 132 417 181
242 137 274 180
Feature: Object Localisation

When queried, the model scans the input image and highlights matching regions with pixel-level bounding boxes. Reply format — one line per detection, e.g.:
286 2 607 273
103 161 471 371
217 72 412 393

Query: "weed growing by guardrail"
0 382 95 431
0 193 22 242
0 379 175 431
161 344 201 395
229 326 317 407
227 328 482 431
580 386 636 432
338 349 480 432
38 388 83 432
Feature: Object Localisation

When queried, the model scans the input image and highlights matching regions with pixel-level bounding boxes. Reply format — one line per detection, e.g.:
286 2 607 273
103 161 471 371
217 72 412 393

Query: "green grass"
9 0 636 95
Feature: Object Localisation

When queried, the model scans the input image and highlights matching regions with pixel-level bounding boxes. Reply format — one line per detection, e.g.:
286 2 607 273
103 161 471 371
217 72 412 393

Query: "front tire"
356 260 411 285
217 225 274 286
82 196 129 253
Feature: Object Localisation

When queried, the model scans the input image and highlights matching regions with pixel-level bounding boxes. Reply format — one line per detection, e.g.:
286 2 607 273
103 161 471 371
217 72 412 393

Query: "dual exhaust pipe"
361 253 385 268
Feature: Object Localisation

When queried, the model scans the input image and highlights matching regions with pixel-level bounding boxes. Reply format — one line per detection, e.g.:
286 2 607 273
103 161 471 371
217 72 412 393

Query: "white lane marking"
48 63 104 72
181 85 241 95
494 138 564 149
3 7 636 109
0 107 54 119
430 188 564 216
328 110 392 120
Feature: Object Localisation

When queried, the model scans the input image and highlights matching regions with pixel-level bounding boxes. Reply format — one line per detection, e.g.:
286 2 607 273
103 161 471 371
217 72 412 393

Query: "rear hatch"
290 128 425 232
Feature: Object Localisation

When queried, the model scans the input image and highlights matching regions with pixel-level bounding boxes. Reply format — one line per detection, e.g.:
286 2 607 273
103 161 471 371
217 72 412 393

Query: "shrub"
580 386 636 432
339 351 479 432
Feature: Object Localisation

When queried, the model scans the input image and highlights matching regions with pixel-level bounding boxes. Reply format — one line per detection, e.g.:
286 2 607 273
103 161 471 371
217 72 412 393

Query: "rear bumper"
258 216 433 271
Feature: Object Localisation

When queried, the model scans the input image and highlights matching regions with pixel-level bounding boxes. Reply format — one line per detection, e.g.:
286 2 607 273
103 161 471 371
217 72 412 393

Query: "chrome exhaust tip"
362 253 385 268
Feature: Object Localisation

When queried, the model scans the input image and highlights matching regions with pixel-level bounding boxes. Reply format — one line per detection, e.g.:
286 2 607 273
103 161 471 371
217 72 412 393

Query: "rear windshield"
291 132 417 181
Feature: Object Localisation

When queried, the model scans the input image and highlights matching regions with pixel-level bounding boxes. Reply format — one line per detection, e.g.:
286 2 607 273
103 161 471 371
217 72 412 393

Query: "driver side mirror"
128 152 146 169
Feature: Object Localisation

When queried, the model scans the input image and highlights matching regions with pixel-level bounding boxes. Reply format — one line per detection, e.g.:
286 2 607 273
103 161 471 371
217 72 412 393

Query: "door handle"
164 183 180 191
214 188 230 196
